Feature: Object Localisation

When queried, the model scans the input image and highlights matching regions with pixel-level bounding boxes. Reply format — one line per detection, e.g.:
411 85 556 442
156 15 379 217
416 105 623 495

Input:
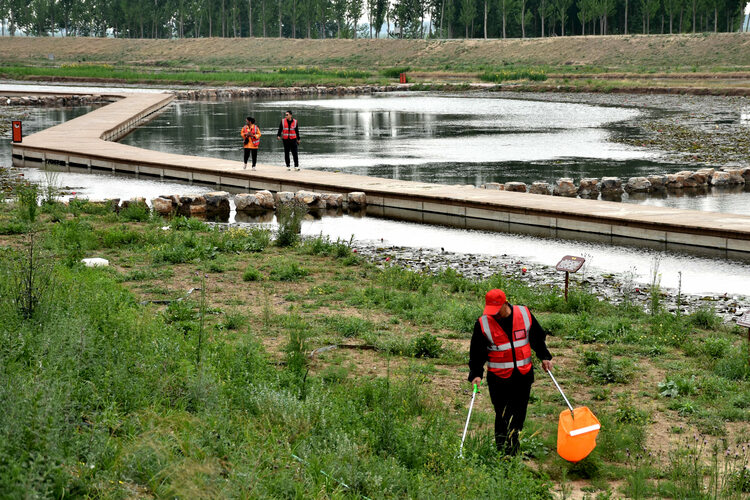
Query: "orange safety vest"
479 305 533 378
242 124 261 149
281 119 298 140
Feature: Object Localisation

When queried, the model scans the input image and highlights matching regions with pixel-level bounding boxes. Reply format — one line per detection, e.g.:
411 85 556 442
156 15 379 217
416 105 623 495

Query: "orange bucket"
556 406 601 463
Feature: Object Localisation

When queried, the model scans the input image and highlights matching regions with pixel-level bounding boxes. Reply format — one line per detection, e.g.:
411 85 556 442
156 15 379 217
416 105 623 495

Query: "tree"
348 0 362 37
640 0 659 32
553 0 573 34
459 0 475 36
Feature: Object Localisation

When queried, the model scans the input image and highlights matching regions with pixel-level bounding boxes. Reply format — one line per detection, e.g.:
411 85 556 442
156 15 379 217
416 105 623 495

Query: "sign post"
555 255 586 301
11 121 22 143
737 311 750 367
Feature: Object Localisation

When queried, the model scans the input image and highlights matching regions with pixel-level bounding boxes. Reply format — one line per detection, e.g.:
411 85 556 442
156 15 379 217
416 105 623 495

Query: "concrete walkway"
11 92 750 259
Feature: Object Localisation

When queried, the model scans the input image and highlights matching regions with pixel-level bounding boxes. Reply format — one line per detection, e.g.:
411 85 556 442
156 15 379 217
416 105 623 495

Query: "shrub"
170 216 208 231
16 184 38 223
714 345 750 380
586 354 630 384
380 66 411 78
221 311 245 330
276 201 307 247
269 260 309 281
119 203 150 222
325 315 374 338
688 306 721 330
701 336 730 358
414 333 443 358
242 266 262 282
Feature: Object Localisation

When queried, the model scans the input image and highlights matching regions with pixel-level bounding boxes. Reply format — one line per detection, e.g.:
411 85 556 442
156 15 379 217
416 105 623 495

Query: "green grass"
0 192 748 497
0 64 378 86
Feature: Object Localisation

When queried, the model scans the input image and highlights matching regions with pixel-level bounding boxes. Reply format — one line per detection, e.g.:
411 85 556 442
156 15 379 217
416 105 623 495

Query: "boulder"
320 193 344 208
724 168 746 185
254 190 276 209
177 195 206 216
104 198 120 211
295 190 322 208
553 178 577 197
274 191 295 204
482 182 504 190
740 167 750 182
235 193 263 212
151 197 174 216
624 177 651 193
577 178 600 198
696 168 715 178
347 192 367 207
529 182 551 195
504 182 527 193
665 173 686 190
646 175 668 191
711 171 731 187
599 177 623 196
684 171 708 187
203 191 231 219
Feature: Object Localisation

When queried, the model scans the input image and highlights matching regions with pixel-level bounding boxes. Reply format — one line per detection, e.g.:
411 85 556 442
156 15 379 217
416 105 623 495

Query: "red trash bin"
12 121 22 143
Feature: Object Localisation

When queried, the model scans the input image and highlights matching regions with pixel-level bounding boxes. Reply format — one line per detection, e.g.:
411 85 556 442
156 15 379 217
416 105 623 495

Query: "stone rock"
104 198 120 211
553 178 577 197
177 195 206 216
529 182 551 195
577 178 600 198
646 175 668 191
600 177 623 196
725 168 746 185
504 182 527 193
151 197 174 215
254 190 276 210
81 257 109 267
295 190 321 207
347 192 367 207
624 177 651 193
711 171 731 186
235 193 262 212
739 167 750 182
665 173 686 190
684 171 708 187
274 191 295 204
203 191 230 219
321 193 344 208
696 168 715 178
483 182 504 190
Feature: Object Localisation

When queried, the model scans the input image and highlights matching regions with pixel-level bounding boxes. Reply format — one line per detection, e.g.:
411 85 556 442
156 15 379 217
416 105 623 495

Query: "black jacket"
467 304 552 383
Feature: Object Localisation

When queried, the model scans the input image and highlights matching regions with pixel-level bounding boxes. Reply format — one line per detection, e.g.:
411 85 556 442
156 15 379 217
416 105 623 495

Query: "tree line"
0 0 746 40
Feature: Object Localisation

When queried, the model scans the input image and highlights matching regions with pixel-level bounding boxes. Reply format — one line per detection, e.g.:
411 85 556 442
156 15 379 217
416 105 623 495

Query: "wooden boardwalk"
11 92 750 259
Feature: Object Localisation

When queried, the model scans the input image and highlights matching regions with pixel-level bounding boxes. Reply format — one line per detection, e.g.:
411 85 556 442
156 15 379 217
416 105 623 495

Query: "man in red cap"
468 288 553 455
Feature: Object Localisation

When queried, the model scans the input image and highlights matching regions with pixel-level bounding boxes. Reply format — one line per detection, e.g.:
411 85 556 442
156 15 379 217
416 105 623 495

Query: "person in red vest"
468 289 553 455
276 110 300 171
241 116 261 170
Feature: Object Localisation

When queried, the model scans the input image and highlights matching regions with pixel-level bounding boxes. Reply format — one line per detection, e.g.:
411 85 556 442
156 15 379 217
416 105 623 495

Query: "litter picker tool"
547 369 601 463
458 382 479 458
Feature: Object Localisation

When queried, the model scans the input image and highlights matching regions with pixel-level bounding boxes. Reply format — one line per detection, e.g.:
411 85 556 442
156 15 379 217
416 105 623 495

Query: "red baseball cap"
483 289 507 315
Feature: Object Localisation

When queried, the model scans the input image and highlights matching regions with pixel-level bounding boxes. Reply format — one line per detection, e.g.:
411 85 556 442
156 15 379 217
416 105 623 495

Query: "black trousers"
487 370 533 455
243 148 257 167
282 139 299 167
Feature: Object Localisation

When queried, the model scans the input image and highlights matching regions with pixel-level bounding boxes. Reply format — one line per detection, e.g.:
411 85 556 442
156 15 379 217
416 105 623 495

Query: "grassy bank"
1 35 750 90
1 185 749 498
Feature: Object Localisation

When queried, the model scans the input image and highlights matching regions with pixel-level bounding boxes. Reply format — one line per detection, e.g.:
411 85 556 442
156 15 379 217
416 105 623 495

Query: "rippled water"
123 92 680 186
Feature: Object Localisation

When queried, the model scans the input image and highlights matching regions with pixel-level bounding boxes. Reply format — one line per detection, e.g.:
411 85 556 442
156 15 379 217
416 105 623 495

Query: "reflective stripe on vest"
478 306 533 378
282 119 297 140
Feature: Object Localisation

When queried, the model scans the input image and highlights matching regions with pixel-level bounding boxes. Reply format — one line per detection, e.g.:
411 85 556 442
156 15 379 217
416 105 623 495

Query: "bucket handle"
547 369 575 420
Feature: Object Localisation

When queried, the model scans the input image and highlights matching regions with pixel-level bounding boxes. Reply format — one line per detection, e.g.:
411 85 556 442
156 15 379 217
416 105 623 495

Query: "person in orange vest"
468 289 553 455
241 116 261 170
276 110 300 171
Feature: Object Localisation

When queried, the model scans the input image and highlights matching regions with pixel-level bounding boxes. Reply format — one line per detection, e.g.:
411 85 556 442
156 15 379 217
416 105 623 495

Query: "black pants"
282 139 299 168
487 370 533 455
243 148 257 167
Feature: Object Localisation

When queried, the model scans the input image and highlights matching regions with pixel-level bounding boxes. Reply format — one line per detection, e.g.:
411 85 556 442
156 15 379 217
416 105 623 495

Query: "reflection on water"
122 92 673 186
